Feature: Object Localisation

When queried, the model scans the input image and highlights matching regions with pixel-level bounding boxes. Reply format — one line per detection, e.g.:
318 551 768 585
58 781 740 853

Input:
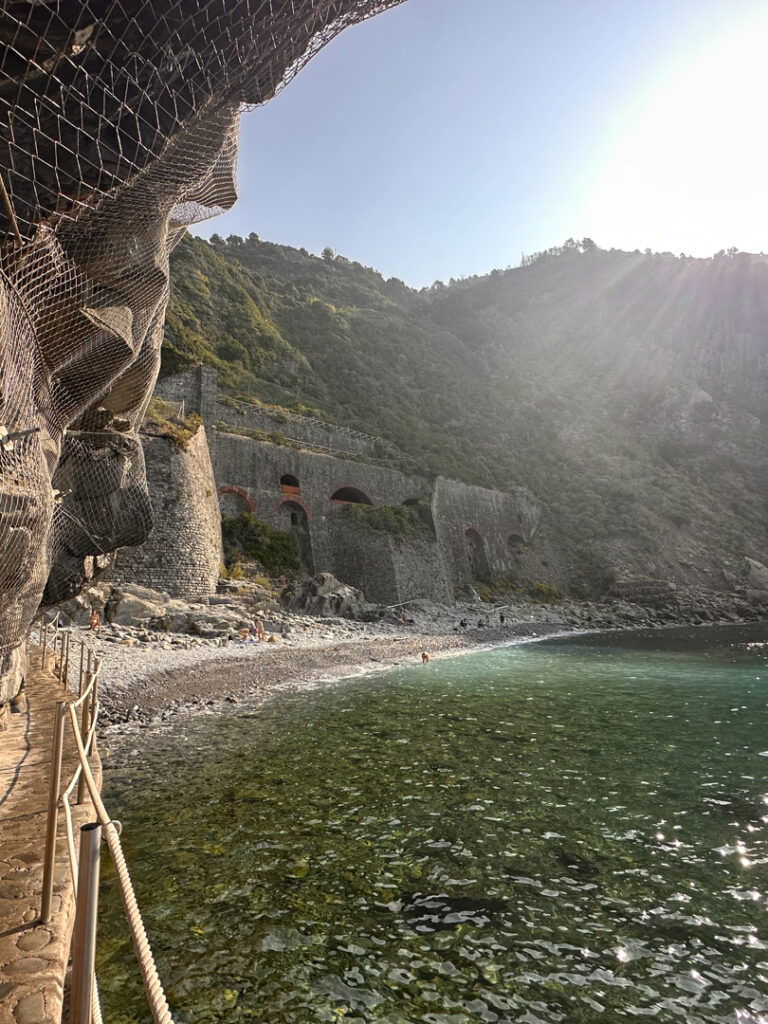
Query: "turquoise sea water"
97 624 768 1023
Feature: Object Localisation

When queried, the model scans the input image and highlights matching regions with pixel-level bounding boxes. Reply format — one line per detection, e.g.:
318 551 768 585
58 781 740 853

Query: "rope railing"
32 627 175 1024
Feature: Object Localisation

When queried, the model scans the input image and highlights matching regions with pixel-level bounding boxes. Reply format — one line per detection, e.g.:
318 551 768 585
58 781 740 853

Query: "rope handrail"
67 701 175 1024
34 629 175 1024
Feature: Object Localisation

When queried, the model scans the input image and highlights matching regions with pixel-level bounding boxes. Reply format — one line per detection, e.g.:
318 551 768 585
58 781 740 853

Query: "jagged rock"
745 558 768 591
284 573 371 620
746 589 768 607
106 584 166 626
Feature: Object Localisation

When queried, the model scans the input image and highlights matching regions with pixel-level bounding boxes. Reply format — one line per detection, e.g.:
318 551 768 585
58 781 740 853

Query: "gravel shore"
84 588 765 736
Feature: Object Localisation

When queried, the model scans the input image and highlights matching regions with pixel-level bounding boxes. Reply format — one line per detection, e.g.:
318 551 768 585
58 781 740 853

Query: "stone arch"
280 473 300 493
218 484 255 517
276 499 314 573
273 495 311 520
464 527 491 581
331 486 373 505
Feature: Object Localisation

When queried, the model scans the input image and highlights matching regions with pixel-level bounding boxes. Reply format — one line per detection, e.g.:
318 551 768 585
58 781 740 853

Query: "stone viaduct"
118 366 539 604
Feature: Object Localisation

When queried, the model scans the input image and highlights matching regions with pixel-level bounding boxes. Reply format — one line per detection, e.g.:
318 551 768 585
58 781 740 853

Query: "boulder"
106 584 166 626
284 573 370 620
187 606 252 638
57 583 111 626
745 558 768 591
151 599 194 633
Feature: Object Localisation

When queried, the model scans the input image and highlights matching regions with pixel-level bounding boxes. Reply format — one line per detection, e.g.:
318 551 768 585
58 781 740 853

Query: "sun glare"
581 13 768 256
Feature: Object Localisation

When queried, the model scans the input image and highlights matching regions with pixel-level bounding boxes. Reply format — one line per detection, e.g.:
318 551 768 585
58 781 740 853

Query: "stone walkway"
0 647 97 1024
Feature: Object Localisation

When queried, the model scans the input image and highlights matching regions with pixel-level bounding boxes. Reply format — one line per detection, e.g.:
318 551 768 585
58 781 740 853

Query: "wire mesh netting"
0 0 405 673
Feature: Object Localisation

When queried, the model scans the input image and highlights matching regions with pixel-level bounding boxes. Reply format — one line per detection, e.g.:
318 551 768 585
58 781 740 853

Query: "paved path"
0 647 97 1024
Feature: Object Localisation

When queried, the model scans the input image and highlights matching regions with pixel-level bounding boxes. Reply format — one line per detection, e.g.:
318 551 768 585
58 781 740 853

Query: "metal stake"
76 673 91 806
69 823 102 1024
41 701 66 923
63 632 71 689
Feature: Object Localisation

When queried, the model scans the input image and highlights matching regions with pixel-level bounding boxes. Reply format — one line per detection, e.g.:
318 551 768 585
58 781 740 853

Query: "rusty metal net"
0 0 404 668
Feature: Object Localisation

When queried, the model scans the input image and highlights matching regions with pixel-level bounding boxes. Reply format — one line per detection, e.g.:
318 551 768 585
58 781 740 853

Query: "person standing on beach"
253 616 266 642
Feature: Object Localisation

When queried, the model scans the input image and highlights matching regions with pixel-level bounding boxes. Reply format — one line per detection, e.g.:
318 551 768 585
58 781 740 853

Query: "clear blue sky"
194 0 768 287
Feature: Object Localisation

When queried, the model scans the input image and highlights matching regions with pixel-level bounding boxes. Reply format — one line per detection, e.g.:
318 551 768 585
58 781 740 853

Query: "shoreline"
93 599 768 741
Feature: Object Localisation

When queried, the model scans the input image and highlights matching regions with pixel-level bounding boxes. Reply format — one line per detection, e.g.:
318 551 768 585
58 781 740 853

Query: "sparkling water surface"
97 624 768 1023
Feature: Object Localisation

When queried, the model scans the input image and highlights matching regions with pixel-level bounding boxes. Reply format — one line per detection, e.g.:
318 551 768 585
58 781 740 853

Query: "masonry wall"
154 365 217 423
432 476 539 592
134 369 541 605
213 431 427 526
390 535 453 605
110 426 222 599
326 510 399 604
214 399 386 458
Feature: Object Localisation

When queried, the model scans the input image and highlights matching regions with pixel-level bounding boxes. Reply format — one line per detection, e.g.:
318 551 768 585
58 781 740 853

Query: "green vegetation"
142 396 202 450
167 234 768 588
341 502 429 543
476 571 521 603
221 512 299 577
529 581 562 603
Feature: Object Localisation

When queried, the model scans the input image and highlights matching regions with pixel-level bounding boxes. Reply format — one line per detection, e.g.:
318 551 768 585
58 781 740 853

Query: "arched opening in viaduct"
331 486 373 505
280 473 300 493
277 499 314 573
217 484 255 518
465 527 491 581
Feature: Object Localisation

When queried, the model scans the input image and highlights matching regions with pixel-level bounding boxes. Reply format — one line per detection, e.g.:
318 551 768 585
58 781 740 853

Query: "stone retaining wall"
110 368 539 606
108 426 222 600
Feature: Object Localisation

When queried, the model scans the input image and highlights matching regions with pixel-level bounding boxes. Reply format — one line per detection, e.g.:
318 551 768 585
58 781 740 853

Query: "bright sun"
581 12 768 256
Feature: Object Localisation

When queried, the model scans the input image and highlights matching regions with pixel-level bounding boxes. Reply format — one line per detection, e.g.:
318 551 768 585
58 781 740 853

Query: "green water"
97 624 768 1023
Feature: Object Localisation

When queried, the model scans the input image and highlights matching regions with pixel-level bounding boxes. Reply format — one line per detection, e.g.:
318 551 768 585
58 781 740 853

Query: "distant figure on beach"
253 617 266 642
499 612 505 625
421 651 430 664
89 609 101 633
239 627 251 643
459 618 468 629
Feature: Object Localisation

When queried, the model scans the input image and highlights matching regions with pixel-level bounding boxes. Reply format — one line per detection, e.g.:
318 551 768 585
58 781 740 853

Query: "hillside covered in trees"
164 233 768 594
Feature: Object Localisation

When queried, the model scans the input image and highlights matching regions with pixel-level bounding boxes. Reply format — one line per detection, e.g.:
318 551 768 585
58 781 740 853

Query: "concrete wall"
110 426 222 599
